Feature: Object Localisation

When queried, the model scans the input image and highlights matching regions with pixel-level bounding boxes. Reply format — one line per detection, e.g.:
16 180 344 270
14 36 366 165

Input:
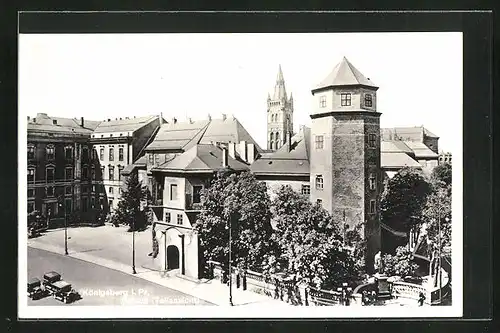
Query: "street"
27 247 212 306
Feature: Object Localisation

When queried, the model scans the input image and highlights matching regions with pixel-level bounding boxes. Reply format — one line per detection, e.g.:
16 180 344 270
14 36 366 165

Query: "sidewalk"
27 226 289 307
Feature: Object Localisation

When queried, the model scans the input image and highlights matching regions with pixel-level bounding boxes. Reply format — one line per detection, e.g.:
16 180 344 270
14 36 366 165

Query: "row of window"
27 145 74 160
312 174 377 191
313 134 378 149
168 184 203 203
165 212 184 225
27 165 124 183
318 93 373 108
99 146 125 162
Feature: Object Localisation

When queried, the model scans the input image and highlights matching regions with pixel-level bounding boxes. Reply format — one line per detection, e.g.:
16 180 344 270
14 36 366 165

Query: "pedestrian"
418 292 426 306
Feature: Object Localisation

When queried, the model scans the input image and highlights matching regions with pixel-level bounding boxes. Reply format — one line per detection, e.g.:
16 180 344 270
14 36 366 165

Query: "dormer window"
364 94 373 107
341 93 351 106
319 95 327 108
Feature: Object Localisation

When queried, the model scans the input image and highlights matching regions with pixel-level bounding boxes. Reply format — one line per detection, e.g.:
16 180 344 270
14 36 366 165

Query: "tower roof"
313 57 378 93
272 64 288 100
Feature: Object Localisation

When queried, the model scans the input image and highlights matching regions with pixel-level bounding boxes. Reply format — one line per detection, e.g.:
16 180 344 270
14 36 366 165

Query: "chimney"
222 147 228 168
172 117 177 124
228 142 236 159
188 118 193 124
239 141 247 162
107 119 111 122
159 113 163 126
208 114 212 121
247 143 255 164
222 114 227 121
80 117 84 127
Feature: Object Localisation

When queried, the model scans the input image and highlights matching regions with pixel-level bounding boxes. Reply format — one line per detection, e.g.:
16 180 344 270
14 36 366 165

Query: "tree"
380 246 419 277
194 171 275 272
381 167 431 238
111 172 150 232
431 162 452 188
270 185 359 290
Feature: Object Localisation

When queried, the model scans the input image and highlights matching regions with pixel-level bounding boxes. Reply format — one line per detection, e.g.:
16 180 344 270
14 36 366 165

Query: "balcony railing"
185 194 203 211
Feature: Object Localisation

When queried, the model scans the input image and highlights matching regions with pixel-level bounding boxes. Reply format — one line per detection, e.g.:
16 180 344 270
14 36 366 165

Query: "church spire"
273 64 287 100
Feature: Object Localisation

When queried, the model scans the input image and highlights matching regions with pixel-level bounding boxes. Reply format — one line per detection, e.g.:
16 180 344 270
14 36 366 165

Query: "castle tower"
309 57 382 272
267 65 294 151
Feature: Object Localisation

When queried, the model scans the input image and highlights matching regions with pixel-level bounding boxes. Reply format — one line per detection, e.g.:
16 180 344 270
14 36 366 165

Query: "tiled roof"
381 126 439 141
152 144 249 173
93 115 159 133
381 141 414 156
146 116 263 153
27 113 99 134
403 141 439 158
314 57 377 91
251 126 310 176
381 152 422 169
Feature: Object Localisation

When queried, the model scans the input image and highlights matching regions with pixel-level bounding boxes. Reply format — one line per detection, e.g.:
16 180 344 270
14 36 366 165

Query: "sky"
19 32 462 152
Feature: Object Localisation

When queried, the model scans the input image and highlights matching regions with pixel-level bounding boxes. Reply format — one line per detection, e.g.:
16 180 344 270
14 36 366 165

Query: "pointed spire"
267 92 271 100
273 64 287 100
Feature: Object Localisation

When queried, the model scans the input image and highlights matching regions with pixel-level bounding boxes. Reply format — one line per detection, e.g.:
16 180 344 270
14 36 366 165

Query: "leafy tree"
110 171 150 232
194 171 275 272
381 167 431 237
270 185 360 290
381 246 419 277
431 162 452 188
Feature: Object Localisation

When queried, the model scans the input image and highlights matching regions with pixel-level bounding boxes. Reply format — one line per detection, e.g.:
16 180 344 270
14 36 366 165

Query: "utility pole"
132 208 137 274
438 204 442 303
228 214 233 306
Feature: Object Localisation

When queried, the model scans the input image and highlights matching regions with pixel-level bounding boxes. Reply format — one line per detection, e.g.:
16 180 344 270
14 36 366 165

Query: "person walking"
418 292 426 306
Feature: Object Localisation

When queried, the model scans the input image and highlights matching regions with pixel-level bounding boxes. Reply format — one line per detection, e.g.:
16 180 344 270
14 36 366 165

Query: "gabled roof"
28 113 99 135
381 152 422 169
93 115 159 133
152 144 249 173
403 141 439 158
381 141 415 156
381 126 440 141
313 57 378 92
145 116 263 153
251 126 310 176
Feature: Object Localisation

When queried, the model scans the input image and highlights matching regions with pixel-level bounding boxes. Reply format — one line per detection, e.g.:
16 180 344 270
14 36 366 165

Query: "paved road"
27 247 212 306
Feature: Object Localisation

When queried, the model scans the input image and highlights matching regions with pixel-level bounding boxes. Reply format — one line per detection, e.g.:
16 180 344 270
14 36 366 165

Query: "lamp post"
64 201 68 255
337 282 352 306
226 214 234 306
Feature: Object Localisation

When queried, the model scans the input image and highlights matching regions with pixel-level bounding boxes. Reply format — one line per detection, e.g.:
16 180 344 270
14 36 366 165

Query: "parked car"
51 281 81 304
27 277 48 300
42 271 62 293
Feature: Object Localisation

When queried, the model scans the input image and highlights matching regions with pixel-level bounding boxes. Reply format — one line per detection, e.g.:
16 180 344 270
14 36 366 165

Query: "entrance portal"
166 245 180 270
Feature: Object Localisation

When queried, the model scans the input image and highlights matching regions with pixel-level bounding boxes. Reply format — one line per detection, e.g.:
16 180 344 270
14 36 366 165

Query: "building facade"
90 115 161 211
267 65 294 151
438 152 452 165
27 113 101 225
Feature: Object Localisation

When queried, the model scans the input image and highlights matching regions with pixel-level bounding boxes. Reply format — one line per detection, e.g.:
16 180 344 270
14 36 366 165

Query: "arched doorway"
167 245 180 270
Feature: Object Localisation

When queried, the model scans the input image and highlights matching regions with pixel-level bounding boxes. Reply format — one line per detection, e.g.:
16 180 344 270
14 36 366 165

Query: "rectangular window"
82 197 88 212
28 202 35 213
118 188 122 195
369 200 376 214
165 212 171 223
177 214 183 225
119 147 124 161
27 145 35 159
319 95 327 108
109 166 114 181
170 184 178 201
193 185 203 204
100 147 104 161
316 199 323 207
341 93 352 106
82 166 88 179
315 135 324 149
46 168 55 183
46 186 54 197
28 188 35 198
101 166 105 179
368 134 377 148
65 186 72 195
364 94 373 107
149 154 154 164
46 146 55 160
369 173 376 190
65 199 72 213
109 187 114 194
301 184 310 195
65 167 73 180
118 166 124 181
91 167 96 180
65 146 73 160
109 200 113 209
91 197 95 209
315 175 324 190
28 169 35 182
83 147 89 160
109 147 114 161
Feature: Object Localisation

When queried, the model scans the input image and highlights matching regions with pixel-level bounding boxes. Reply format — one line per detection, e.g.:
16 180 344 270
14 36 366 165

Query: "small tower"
267 65 294 151
309 57 381 272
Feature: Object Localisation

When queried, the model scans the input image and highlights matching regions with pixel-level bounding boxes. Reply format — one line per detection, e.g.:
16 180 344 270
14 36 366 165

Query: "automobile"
27 277 48 300
42 271 62 293
51 281 81 304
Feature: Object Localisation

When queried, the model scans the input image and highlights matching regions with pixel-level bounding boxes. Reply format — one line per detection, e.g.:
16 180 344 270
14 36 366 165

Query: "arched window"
274 141 279 150
270 133 274 141
46 144 55 160
275 132 280 142
270 141 274 149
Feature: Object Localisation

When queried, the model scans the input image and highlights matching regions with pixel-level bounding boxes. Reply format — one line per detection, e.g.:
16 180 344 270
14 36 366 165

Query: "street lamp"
337 282 352 306
132 206 138 275
226 214 234 306
58 195 68 255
